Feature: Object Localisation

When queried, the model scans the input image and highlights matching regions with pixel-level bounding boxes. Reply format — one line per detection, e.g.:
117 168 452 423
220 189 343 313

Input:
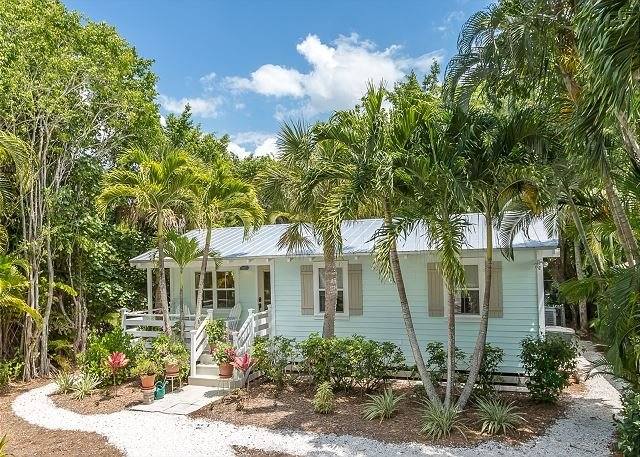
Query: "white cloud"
435 10 465 33
234 102 246 110
158 94 223 118
199 72 217 91
228 131 278 159
224 34 443 118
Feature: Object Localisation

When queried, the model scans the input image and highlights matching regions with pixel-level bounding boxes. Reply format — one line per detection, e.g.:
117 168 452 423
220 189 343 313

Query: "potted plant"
164 355 180 377
205 319 227 352
214 342 236 378
132 359 158 389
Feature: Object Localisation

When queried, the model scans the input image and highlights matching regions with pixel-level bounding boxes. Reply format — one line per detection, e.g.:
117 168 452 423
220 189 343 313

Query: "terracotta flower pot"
165 363 179 377
218 362 233 379
140 374 156 389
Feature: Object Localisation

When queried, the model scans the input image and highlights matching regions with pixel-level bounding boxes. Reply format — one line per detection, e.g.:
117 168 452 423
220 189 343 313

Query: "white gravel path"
12 360 621 457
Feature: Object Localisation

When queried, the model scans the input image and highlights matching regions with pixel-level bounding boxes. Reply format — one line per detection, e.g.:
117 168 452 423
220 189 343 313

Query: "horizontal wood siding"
272 252 539 374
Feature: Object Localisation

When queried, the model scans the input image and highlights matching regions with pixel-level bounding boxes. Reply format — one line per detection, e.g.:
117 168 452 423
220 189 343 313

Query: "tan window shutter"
427 262 444 317
348 264 363 316
300 265 314 315
488 261 503 318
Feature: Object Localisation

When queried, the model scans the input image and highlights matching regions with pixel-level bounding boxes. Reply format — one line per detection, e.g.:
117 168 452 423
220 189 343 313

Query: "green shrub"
205 319 227 345
150 334 190 377
71 372 101 400
421 402 465 440
252 336 297 390
299 333 405 391
362 388 404 423
54 370 75 394
313 381 335 414
474 344 504 398
425 342 465 385
520 336 578 403
475 397 524 435
0 358 23 390
79 328 141 384
616 390 640 456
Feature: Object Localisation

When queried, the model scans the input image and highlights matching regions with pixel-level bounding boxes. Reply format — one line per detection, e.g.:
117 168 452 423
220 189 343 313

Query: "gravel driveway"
12 359 621 457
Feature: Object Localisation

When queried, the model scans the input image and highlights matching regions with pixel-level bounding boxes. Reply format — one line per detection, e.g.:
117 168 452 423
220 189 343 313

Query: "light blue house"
129 214 557 377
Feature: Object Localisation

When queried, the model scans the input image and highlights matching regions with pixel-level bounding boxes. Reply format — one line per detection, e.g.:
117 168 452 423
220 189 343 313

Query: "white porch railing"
232 308 270 356
120 309 196 340
189 309 213 377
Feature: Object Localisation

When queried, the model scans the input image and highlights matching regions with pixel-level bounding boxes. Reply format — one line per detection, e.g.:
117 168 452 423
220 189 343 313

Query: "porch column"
146 267 153 313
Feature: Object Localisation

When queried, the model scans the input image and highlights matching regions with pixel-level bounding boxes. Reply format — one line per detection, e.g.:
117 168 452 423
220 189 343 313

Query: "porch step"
188 374 243 388
199 353 214 365
195 363 219 376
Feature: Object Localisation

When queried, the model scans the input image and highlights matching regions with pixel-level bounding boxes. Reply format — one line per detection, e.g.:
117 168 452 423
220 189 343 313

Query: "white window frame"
444 258 484 319
313 261 349 318
192 268 237 311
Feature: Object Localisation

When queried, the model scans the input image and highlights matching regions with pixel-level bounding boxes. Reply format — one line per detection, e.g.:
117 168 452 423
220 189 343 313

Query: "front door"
257 266 271 312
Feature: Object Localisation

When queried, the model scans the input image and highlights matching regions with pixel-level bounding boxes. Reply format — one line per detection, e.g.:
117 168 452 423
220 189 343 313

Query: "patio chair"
225 302 242 333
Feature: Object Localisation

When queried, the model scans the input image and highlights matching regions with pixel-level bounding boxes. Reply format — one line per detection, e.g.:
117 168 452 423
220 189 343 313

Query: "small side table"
165 374 183 392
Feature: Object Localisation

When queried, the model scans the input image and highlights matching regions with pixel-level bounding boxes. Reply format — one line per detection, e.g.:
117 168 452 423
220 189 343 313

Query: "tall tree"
261 122 344 338
97 145 197 335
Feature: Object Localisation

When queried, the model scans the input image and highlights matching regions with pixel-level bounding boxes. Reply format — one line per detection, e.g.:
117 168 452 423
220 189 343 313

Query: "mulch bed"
0 380 122 457
50 380 143 415
193 379 575 447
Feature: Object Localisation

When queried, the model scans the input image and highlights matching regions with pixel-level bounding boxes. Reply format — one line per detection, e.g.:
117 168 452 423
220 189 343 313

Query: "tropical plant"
615 389 640 457
193 165 264 325
474 344 504 398
362 388 404 423
260 121 348 338
213 342 235 365
70 371 101 400
0 358 23 390
520 336 579 403
315 82 441 404
79 328 139 384
313 381 335 414
97 144 198 334
475 397 524 435
54 370 75 394
0 253 40 322
164 231 204 334
421 401 465 440
105 351 129 394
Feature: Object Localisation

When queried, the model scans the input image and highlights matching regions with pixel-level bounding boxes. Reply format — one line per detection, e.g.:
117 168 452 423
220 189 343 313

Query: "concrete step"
195 363 219 376
188 374 242 388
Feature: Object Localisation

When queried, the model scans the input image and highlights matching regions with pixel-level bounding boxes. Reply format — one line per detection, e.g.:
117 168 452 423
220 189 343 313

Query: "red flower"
106 351 129 374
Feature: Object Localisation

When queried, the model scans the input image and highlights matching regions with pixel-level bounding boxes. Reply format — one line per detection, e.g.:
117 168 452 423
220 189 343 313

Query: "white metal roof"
130 214 557 265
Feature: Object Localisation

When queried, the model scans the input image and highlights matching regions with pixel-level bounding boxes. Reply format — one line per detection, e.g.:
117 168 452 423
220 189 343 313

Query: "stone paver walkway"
129 385 225 415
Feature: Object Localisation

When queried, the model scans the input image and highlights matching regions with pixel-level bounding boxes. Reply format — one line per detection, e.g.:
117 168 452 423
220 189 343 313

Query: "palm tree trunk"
457 210 492 410
384 205 441 405
573 241 588 333
444 292 456 407
179 268 185 336
603 171 640 266
195 226 212 327
322 239 338 338
566 191 602 276
157 215 172 335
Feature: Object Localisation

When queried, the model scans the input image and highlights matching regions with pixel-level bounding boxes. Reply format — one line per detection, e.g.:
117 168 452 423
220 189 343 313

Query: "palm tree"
445 0 640 267
260 122 344 338
193 165 264 326
97 144 197 335
316 82 442 404
164 232 217 335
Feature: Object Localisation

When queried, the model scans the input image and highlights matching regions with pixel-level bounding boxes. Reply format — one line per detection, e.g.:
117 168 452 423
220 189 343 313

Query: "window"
453 264 480 315
194 271 214 309
216 271 236 309
314 263 349 316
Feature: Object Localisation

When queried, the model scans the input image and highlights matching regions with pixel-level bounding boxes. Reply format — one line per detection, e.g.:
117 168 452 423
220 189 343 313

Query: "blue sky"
64 1 489 157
